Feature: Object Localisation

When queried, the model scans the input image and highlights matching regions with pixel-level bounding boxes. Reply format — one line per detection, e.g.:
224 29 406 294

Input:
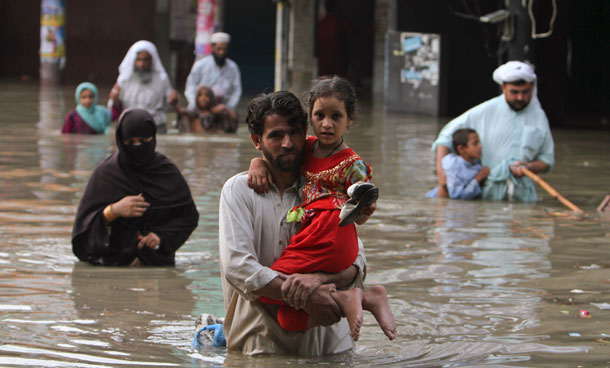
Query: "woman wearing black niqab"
72 108 199 266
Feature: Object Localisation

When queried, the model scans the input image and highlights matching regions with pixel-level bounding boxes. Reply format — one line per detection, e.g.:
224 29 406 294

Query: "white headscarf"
493 60 539 106
492 61 537 85
117 40 169 84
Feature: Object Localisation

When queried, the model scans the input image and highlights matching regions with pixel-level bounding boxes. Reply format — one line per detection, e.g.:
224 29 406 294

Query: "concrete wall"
372 0 389 102
64 0 156 84
0 0 40 79
286 0 316 99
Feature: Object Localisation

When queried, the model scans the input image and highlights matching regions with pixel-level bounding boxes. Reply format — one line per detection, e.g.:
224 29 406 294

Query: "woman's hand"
137 232 161 250
112 194 150 218
210 104 227 114
109 83 121 101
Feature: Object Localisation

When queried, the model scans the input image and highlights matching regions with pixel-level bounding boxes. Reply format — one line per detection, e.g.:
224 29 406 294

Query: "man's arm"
184 62 202 109
255 275 343 327
225 64 242 110
218 177 279 300
280 236 367 310
510 160 549 177
436 145 450 198
280 265 359 309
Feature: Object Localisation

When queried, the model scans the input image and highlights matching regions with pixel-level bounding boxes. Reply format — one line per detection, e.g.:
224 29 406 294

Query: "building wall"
0 0 40 79
64 0 156 84
393 0 610 126
394 0 500 117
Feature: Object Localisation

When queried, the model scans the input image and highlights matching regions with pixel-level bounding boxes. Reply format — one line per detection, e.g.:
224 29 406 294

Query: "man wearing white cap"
184 32 242 112
108 40 178 133
431 61 555 202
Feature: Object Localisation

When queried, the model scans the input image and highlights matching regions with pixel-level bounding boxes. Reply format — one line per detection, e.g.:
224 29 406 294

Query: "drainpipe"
506 0 532 61
274 0 290 91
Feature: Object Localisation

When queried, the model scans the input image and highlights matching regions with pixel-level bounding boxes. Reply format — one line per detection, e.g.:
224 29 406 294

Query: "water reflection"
2 81 610 366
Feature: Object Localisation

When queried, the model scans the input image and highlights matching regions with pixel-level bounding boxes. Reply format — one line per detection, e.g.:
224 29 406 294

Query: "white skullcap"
492 61 537 85
210 32 230 44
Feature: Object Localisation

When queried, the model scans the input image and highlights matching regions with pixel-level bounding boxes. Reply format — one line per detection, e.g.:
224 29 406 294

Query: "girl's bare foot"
362 285 397 340
331 288 363 341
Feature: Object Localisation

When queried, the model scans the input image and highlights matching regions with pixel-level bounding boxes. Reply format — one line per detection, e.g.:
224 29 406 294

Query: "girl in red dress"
251 76 396 341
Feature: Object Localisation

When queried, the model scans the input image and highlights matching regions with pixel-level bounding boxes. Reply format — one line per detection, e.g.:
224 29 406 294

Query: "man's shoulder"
193 55 214 69
226 58 240 70
473 94 504 111
223 172 249 191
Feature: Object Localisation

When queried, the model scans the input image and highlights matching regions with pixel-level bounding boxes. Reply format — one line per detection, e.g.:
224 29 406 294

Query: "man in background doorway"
184 32 242 112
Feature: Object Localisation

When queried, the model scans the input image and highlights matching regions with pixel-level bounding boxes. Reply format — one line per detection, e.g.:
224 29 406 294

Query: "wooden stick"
521 167 584 214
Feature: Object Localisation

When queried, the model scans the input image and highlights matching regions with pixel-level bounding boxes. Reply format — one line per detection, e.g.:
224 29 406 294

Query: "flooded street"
1 80 610 367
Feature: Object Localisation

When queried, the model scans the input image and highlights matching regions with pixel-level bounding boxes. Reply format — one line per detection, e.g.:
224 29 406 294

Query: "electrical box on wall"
384 31 445 116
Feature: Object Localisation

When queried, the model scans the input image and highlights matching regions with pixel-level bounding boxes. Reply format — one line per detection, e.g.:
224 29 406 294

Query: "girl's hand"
137 232 161 250
247 157 274 193
356 201 376 225
112 194 150 218
211 104 227 114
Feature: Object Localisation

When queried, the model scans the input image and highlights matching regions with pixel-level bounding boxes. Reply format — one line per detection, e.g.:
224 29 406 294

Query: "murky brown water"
1 80 610 367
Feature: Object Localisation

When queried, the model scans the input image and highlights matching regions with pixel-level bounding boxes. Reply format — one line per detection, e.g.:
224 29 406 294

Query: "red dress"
262 136 373 330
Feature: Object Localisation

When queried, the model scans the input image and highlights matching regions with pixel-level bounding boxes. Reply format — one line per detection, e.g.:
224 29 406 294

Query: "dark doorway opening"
222 0 276 95
316 0 375 100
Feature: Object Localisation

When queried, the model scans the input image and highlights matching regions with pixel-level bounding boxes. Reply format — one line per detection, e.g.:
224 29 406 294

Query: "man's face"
501 82 533 112
252 114 305 173
134 51 152 72
212 43 229 66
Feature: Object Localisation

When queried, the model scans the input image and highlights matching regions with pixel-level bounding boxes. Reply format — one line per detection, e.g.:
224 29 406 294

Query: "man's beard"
134 68 153 83
213 53 226 67
261 146 301 173
508 99 529 112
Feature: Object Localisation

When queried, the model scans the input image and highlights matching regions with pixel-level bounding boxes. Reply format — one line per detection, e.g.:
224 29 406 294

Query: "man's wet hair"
452 128 477 152
246 91 308 136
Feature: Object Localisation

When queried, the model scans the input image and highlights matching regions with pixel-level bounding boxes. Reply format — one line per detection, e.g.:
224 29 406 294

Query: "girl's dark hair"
452 128 477 152
246 90 308 136
196 86 216 110
307 75 357 121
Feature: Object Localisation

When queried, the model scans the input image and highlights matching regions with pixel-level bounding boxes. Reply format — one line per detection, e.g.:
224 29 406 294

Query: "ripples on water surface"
1 81 610 367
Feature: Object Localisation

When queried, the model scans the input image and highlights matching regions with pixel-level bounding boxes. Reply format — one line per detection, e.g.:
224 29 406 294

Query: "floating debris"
579 309 592 318
591 303 610 310
580 264 601 270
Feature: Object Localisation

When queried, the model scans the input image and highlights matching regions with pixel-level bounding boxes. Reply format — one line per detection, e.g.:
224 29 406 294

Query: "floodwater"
1 80 610 367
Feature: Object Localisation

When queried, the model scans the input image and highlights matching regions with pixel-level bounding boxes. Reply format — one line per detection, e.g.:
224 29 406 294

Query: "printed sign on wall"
40 0 66 68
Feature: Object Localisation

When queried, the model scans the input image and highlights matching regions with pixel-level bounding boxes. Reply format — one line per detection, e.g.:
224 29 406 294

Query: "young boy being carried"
427 128 490 199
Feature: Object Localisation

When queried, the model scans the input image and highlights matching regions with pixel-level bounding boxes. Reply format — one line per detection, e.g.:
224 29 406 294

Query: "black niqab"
71 108 198 266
